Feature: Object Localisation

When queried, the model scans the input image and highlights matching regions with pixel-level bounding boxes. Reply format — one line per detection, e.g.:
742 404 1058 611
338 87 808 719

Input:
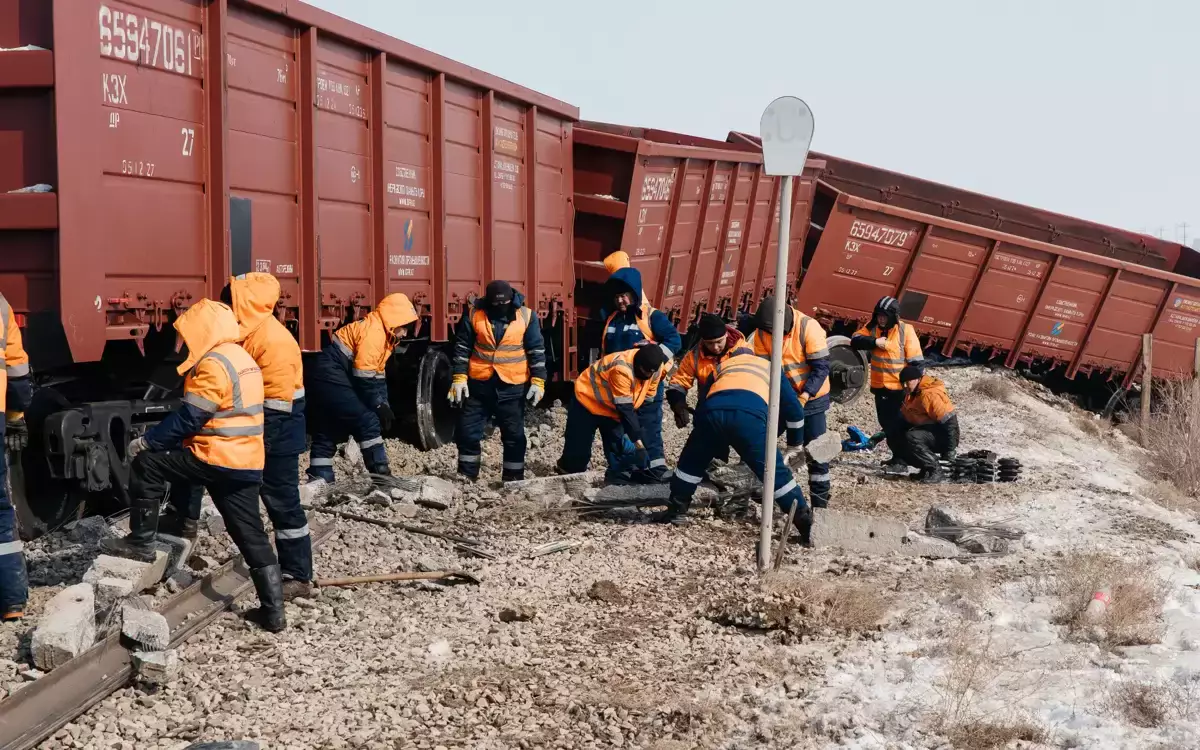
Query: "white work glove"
782 445 806 466
448 378 469 406
128 436 149 460
875 337 888 348
526 378 545 406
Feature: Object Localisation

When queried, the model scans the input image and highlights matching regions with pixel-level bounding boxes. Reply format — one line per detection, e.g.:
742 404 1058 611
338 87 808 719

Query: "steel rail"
0 523 337 750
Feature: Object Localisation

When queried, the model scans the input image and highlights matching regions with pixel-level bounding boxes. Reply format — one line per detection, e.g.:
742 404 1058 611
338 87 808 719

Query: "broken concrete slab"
902 532 961 559
121 603 170 650
342 440 365 472
32 583 96 670
92 577 135 611
298 478 327 505
83 552 169 595
503 471 602 493
590 482 719 506
132 649 178 686
812 509 958 558
804 430 844 465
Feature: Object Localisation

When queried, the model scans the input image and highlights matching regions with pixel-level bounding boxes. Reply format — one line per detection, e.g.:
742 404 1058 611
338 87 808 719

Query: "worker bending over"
749 297 834 507
653 348 810 540
898 364 959 482
305 294 419 483
101 301 285 632
557 346 670 482
450 280 546 482
600 267 681 481
666 313 743 463
851 296 924 470
0 294 31 622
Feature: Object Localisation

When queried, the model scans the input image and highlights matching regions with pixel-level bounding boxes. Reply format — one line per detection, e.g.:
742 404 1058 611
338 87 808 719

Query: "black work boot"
914 467 945 484
793 506 814 548
367 461 392 477
281 578 314 602
502 468 524 483
159 511 199 541
99 500 162 562
650 495 691 525
245 564 287 632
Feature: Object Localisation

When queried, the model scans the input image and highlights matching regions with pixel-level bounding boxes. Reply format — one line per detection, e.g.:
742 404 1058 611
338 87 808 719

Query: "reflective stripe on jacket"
668 326 745 404
330 293 419 409
230 273 304 413
749 309 831 399
901 375 956 426
0 293 30 415
575 350 666 419
853 318 924 390
706 349 773 402
183 342 266 471
602 302 655 356
469 307 532 384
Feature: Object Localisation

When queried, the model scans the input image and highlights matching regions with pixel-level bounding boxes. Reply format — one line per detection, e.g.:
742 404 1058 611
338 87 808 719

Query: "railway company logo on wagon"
389 220 430 277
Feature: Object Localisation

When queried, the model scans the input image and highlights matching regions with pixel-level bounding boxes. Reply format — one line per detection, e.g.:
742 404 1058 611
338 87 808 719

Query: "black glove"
375 403 395 433
944 415 960 455
634 444 649 467
5 419 27 452
671 402 690 429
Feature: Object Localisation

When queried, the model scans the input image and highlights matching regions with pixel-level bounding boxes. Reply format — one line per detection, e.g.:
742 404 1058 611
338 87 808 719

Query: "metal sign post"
757 96 815 572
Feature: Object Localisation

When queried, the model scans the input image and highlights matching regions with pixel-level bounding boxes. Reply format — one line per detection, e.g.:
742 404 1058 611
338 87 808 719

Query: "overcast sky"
308 0 1198 245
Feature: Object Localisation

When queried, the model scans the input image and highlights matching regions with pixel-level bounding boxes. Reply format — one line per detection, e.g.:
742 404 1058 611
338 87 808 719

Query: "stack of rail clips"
998 457 1022 482
952 457 977 483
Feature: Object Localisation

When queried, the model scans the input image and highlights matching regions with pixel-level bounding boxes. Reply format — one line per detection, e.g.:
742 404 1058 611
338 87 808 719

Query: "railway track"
0 522 337 750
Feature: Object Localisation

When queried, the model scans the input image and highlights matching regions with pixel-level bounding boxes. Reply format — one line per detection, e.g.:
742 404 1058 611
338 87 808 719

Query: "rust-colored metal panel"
14 0 576 367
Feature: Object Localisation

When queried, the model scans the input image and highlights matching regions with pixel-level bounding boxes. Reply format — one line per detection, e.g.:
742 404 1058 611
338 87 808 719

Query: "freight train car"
0 0 577 535
729 133 1200 408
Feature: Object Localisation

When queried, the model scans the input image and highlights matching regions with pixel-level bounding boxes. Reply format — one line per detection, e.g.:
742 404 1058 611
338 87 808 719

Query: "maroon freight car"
571 123 825 371
0 0 577 534
729 133 1200 406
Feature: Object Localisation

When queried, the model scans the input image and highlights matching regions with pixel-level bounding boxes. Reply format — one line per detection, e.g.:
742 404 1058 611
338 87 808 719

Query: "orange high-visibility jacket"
332 293 419 408
229 273 304 412
0 293 30 416
468 306 533 384
575 350 667 420
853 318 924 390
901 375 956 425
749 308 831 399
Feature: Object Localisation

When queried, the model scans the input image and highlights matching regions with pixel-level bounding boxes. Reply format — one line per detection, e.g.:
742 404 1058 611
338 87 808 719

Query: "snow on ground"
21 366 1200 749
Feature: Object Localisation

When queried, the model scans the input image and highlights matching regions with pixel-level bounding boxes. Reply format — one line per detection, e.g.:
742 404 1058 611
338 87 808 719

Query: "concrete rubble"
811 509 959 558
132 649 178 686
82 552 169 608
32 583 96 670
121 603 170 651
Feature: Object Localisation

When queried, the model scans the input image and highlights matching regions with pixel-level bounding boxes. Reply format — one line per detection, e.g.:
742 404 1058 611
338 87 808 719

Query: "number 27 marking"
883 265 895 276
181 128 195 156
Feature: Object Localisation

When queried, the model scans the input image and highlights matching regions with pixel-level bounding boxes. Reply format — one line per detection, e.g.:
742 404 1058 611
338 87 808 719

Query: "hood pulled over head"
376 293 419 333
603 267 645 314
175 299 242 375
229 272 281 340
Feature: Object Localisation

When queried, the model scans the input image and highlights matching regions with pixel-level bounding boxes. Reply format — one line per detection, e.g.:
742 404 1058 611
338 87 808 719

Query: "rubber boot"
160 511 199 541
245 564 286 632
915 467 945 484
646 466 673 484
99 499 161 562
366 461 392 478
793 506 814 548
650 495 691 525
502 469 524 483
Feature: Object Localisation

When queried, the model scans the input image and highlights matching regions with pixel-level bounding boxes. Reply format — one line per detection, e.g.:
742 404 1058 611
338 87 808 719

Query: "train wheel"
415 347 456 451
827 335 867 406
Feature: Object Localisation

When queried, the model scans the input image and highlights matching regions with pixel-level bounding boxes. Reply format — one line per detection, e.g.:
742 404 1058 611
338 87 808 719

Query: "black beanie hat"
899 364 923 383
754 296 794 334
485 280 513 307
698 313 727 340
633 343 668 374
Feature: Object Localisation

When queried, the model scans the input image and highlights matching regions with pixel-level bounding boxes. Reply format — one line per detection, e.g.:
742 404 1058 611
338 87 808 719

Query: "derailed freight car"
0 0 577 534
729 133 1200 407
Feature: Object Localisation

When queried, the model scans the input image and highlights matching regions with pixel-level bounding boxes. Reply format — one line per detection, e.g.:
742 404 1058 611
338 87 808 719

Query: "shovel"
315 570 482 588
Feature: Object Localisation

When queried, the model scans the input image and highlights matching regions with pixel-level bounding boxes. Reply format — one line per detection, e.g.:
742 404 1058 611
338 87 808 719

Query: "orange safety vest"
183 342 266 472
854 319 924 390
0 293 29 415
749 309 831 399
706 350 773 403
668 337 743 400
601 302 656 356
230 273 304 412
901 375 956 426
468 307 532 384
575 350 666 419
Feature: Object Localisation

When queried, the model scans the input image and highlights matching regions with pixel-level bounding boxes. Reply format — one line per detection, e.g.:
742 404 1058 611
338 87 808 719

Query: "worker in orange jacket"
305 294 419 482
0 294 31 622
101 300 285 632
557 346 670 483
851 296 925 470
449 280 547 482
898 364 959 482
749 297 833 507
666 313 744 467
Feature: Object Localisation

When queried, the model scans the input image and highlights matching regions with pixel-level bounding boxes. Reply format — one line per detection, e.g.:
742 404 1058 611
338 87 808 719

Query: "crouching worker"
749 296 833 507
305 294 419 482
653 349 811 542
898 365 959 482
851 296 924 470
0 293 31 622
556 346 670 482
666 313 744 464
101 300 286 632
450 281 546 482
601 267 681 480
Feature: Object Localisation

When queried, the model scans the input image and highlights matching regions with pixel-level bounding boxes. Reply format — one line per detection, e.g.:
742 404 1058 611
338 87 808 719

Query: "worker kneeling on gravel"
748 296 833 508
666 313 744 463
0 291 32 622
305 293 419 483
600 266 681 481
653 349 810 539
851 296 924 471
556 346 670 483
449 280 547 482
101 300 287 632
897 364 959 483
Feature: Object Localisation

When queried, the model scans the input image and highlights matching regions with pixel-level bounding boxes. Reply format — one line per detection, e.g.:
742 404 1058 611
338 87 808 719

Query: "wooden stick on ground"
304 505 482 547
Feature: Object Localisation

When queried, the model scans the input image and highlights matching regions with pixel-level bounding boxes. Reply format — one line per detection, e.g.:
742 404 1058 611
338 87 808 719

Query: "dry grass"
1071 411 1107 439
971 375 1016 402
1103 674 1200 728
1052 553 1167 647
707 572 890 636
1143 479 1200 515
1143 379 1200 499
944 718 1049 750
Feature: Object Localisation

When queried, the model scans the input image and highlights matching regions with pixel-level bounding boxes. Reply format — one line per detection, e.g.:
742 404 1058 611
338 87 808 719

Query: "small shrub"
708 572 890 636
971 375 1015 402
1052 553 1167 647
1144 479 1200 515
1072 411 1106 438
945 718 1049 750
1105 681 1171 728
1143 379 1200 498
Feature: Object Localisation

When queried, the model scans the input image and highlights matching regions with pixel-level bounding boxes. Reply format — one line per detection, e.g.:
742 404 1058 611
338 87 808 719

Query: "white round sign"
759 96 815 176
